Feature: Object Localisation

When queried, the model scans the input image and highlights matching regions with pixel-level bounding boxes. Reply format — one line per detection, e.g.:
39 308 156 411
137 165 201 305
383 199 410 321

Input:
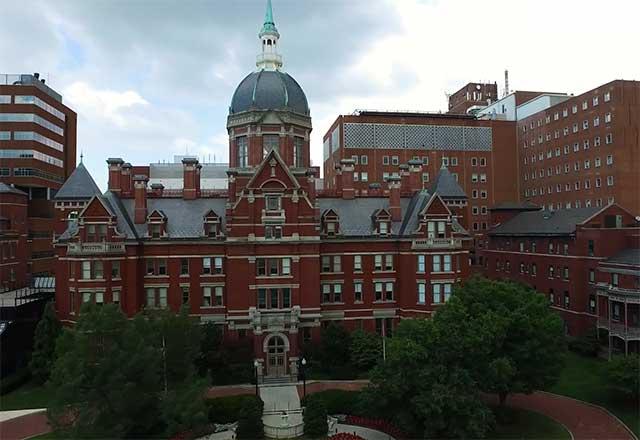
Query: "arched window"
267 39 272 46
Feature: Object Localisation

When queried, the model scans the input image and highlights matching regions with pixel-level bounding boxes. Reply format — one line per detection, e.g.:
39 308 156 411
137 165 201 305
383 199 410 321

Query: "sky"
2 0 638 190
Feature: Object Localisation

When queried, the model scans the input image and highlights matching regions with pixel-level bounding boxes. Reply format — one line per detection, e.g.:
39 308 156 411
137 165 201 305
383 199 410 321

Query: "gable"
147 209 167 222
420 194 451 217
79 196 113 219
580 204 637 228
245 150 300 190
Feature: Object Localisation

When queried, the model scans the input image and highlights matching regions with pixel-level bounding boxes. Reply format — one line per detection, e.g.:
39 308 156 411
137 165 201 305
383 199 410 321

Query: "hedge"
205 394 263 424
302 390 363 416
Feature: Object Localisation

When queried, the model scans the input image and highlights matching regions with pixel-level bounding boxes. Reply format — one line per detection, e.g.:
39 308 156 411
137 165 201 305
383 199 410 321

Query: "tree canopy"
29 301 62 384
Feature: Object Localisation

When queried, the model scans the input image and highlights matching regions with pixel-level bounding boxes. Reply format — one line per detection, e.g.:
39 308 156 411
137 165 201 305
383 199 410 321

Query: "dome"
230 70 309 116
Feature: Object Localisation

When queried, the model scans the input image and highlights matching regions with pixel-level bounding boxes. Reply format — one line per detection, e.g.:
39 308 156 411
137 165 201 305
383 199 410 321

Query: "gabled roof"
245 149 301 190
0 182 27 196
430 166 466 199
318 197 411 237
398 190 432 235
55 163 102 200
489 207 600 236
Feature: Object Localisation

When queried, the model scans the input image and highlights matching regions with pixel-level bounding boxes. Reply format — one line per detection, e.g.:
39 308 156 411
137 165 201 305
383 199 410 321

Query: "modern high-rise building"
0 73 77 287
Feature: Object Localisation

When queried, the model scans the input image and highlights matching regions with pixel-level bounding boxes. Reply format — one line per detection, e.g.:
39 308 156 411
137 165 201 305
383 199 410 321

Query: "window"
360 155 368 165
321 256 331 272
282 258 291 275
293 137 304 167
333 256 342 272
374 255 383 271
257 289 267 309
385 282 394 301
604 91 611 102
354 255 362 272
605 112 612 123
582 120 589 130
385 254 393 271
262 134 279 156
589 269 595 283
182 287 189 304
472 173 478 183
416 254 426 272
593 116 600 127
433 284 442 303
548 265 555 278
532 263 537 276
354 282 363 302
606 155 613 165
270 289 279 308
391 156 399 165
203 287 213 307
588 240 595 256
236 136 248 167
605 133 613 144
111 261 120 278
442 157 449 167
418 283 426 304
146 287 167 309
265 195 281 211
379 221 388 235
593 96 599 106
282 288 291 308
563 266 569 279
611 273 619 287
382 156 389 165
480 190 487 199
443 255 451 272
451 157 458 166
433 255 441 272
265 225 282 239
360 172 368 182
375 282 383 301
180 259 189 275
607 176 614 186
564 292 570 308
82 261 91 279
422 172 429 182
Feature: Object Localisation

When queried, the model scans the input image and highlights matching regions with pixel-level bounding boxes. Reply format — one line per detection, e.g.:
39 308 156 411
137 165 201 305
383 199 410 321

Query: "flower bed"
344 415 406 439
329 433 364 440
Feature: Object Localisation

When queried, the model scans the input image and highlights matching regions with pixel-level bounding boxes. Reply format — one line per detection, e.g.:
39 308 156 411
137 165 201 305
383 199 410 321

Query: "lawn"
548 351 639 438
490 407 571 439
0 380 53 411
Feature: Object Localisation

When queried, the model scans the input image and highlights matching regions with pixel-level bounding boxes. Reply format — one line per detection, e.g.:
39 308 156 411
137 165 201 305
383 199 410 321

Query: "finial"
80 150 84 164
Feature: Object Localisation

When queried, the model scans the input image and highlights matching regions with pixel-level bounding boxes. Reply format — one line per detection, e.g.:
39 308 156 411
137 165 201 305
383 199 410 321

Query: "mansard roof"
429 166 466 199
55 163 102 200
489 207 600 237
0 182 27 196
603 248 640 267
317 197 411 237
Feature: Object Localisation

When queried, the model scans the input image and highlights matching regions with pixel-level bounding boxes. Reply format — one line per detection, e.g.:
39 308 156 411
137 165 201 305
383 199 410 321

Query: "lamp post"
253 359 259 396
301 357 307 398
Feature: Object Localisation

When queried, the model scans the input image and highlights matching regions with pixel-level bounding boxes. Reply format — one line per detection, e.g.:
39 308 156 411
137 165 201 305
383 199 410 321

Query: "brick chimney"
106 158 124 192
182 158 200 200
150 183 164 197
408 159 423 192
388 176 402 222
121 162 132 196
340 158 355 200
133 175 149 224
334 163 343 195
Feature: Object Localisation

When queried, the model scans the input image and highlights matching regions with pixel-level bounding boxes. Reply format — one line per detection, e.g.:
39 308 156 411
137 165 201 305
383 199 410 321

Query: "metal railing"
597 321 640 340
67 242 125 255
412 237 462 249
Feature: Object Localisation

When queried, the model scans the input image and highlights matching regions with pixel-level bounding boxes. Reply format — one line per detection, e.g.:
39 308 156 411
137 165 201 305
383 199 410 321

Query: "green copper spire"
260 0 279 37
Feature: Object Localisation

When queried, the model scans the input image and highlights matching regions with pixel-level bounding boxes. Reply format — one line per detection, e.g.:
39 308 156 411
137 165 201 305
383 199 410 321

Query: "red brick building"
447 82 498 114
53 4 473 381
480 202 639 354
0 73 77 286
514 80 639 215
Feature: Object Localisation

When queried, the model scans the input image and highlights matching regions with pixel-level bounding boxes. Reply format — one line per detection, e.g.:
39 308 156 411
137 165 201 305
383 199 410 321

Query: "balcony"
67 242 126 256
595 282 640 304
596 321 640 341
412 237 462 250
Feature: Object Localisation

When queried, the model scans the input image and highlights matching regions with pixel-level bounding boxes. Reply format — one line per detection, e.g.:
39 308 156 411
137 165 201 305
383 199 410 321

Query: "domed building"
227 0 312 170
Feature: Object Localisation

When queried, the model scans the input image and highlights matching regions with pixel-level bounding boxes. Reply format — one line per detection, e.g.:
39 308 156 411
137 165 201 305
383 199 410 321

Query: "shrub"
607 354 640 400
302 390 362 416
567 328 600 357
349 329 382 371
304 397 328 437
236 397 264 439
206 394 262 424
162 380 209 437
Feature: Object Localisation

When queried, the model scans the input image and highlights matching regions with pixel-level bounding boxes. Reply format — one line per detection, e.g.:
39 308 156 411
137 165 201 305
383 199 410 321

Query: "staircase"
262 376 293 386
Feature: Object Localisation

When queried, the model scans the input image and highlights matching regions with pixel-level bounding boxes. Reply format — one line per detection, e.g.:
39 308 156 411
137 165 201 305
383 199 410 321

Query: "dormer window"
203 210 221 238
321 209 340 237
266 194 281 211
379 221 389 235
372 208 392 237
326 221 336 236
150 224 161 239
146 209 167 239
68 211 78 220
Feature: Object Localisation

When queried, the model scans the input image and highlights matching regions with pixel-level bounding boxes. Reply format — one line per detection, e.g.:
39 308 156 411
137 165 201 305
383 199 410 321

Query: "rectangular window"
354 282 363 302
374 255 382 271
384 254 393 271
333 256 342 272
334 284 342 302
322 256 331 272
374 282 383 301
322 284 331 303
203 287 212 307
443 255 451 272
258 289 267 309
383 156 389 165
360 172 368 182
360 155 368 165
282 258 291 275
417 255 425 272
354 255 362 271
203 257 212 274
214 286 223 306
182 287 189 304
391 156 399 165
282 288 291 308
146 288 155 308
112 290 120 305
611 273 619 287
237 136 248 167
385 282 394 301
94 261 104 279
111 261 120 278
293 137 304 167
433 284 442 303
265 195 281 211
262 134 279 156
270 288 279 308
433 255 442 272
564 292 570 308
157 259 167 275
214 257 223 274
418 283 426 304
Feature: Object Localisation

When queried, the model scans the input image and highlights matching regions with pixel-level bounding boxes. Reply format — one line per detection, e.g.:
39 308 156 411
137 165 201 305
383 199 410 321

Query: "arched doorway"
266 335 287 377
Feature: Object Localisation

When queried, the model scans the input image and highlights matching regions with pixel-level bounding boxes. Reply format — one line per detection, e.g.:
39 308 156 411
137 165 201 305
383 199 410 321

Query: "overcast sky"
2 0 638 190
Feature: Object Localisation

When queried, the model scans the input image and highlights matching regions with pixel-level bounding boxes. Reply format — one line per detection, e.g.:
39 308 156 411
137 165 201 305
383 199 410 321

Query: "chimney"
388 176 402 222
182 157 200 200
227 171 237 203
408 159 423 192
133 175 149 224
334 163 343 195
121 163 132 196
399 164 410 194
306 171 316 203
150 183 164 197
106 158 124 192
340 158 355 200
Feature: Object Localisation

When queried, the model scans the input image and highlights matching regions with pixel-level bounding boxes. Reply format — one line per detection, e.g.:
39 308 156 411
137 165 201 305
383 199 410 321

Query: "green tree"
196 321 224 377
47 304 162 438
303 397 328 437
443 276 566 407
320 323 352 377
349 329 382 371
29 301 62 384
607 354 639 400
161 379 209 437
236 398 264 439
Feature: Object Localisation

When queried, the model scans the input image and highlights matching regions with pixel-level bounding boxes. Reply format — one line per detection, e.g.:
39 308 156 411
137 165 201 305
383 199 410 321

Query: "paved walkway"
0 409 48 440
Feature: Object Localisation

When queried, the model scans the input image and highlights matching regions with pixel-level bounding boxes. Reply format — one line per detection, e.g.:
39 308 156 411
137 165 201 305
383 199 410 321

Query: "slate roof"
318 197 411 237
230 70 309 116
489 207 600 236
54 163 102 200
603 248 640 267
398 190 432 235
430 166 466 199
0 182 27 196
490 201 540 211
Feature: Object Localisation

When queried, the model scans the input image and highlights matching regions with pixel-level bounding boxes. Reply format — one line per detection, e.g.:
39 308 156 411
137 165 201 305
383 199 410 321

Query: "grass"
0 380 52 411
490 407 571 439
548 351 639 438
